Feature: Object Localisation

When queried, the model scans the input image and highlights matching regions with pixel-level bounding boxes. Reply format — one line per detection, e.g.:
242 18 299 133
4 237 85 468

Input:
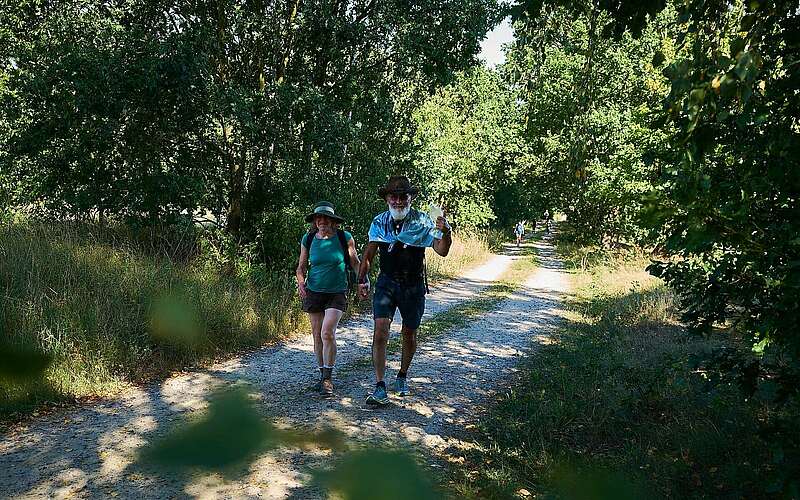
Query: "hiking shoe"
321 378 334 397
366 384 389 406
393 376 409 396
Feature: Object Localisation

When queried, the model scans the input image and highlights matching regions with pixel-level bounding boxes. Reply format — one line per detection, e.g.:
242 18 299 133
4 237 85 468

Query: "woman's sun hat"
305 201 345 223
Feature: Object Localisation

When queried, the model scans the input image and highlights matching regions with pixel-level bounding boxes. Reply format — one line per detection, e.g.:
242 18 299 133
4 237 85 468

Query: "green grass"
0 222 304 419
446 242 783 499
401 244 537 346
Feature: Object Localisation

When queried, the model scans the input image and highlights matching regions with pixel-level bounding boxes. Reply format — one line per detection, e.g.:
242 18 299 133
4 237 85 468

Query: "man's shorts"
372 274 426 329
302 289 348 313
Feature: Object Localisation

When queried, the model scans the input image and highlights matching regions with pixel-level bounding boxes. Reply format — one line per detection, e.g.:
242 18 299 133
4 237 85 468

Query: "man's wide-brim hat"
377 175 419 199
305 201 345 223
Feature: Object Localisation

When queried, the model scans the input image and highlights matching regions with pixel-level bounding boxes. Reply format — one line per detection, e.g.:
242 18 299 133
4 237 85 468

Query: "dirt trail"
0 236 568 499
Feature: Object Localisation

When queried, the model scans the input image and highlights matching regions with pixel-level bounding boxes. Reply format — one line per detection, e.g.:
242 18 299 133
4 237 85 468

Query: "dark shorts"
372 274 426 330
302 289 348 313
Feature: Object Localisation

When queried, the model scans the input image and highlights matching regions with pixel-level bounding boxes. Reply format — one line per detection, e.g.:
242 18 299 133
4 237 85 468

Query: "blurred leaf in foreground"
149 293 202 347
138 387 344 475
315 449 442 500
549 464 644 500
0 341 53 382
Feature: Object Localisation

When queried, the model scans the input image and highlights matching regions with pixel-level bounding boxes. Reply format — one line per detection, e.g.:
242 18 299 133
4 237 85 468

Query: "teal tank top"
302 231 352 293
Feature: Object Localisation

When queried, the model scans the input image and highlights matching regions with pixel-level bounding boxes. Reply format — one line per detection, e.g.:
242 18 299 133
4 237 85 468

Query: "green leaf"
730 37 746 58
138 387 344 475
0 343 53 382
652 50 665 67
689 88 706 107
315 450 441 500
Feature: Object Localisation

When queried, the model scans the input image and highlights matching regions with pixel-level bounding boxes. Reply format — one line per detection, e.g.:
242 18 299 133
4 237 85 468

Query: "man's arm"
358 241 379 299
433 216 452 256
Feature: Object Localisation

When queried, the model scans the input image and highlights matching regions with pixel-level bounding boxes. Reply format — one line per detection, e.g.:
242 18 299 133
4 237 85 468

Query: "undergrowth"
447 239 785 499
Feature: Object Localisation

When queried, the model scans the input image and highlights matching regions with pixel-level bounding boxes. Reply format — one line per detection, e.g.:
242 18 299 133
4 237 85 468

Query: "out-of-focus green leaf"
138 387 344 475
0 342 53 382
149 293 202 347
315 449 441 500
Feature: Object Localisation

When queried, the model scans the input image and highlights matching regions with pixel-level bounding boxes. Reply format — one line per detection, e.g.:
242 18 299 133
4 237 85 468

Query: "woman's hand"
358 279 370 300
298 281 307 299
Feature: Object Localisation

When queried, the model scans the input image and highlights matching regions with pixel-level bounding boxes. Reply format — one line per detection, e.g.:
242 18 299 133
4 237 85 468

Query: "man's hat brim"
377 186 419 198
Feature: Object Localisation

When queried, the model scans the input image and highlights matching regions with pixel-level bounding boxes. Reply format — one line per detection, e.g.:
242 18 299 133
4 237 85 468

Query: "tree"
0 0 500 255
646 0 800 423
413 67 525 229
503 1 670 243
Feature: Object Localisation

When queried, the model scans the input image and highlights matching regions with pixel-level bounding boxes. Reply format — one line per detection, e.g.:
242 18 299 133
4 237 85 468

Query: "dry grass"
0 223 499 419
0 222 303 417
425 230 501 282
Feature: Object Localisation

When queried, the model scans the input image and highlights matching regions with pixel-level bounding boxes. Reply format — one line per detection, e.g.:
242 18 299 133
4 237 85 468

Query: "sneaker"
321 378 334 397
366 384 389 406
394 376 409 396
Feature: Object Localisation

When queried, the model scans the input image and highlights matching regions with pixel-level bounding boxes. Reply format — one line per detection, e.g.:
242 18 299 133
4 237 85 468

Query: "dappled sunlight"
0 232 569 499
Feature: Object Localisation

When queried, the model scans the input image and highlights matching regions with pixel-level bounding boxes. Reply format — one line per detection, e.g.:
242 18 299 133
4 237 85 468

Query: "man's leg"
372 318 392 382
367 277 396 405
399 325 417 375
393 282 425 396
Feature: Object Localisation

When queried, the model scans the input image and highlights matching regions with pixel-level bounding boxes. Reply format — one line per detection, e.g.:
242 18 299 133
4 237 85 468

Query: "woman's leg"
321 308 344 368
308 312 325 374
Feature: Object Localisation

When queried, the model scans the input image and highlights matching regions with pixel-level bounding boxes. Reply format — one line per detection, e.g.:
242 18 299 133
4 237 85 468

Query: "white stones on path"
0 237 567 499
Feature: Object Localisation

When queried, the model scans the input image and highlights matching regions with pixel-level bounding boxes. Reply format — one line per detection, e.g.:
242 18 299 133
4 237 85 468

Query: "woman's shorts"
302 289 348 313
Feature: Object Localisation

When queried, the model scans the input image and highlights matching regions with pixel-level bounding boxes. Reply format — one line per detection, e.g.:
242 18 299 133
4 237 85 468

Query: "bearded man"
358 176 452 405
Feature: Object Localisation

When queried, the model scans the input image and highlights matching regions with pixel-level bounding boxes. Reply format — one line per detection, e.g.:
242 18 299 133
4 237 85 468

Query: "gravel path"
0 235 568 499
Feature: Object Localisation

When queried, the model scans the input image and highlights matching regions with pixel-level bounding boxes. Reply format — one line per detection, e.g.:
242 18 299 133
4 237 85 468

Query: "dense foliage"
645 1 800 490
413 67 526 229
0 0 500 264
506 0 800 493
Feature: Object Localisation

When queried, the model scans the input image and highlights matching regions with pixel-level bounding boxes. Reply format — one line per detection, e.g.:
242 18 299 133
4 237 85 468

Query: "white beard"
389 204 410 221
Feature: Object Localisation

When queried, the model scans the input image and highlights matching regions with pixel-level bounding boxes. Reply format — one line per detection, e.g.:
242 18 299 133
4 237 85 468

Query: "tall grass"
1 222 303 417
0 223 498 418
425 229 501 282
448 245 780 499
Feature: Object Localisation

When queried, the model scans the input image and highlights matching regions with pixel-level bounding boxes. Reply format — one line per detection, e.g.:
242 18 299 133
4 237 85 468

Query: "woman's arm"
296 243 309 299
347 237 361 272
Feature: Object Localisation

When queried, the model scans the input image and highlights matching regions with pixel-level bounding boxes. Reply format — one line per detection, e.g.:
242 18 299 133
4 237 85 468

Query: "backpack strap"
336 229 352 271
423 257 429 294
302 226 319 249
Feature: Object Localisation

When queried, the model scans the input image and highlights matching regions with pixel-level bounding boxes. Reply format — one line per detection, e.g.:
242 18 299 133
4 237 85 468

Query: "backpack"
303 227 357 293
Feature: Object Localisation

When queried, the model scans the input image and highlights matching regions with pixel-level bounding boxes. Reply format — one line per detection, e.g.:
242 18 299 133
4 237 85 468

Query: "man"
358 176 452 405
514 220 525 246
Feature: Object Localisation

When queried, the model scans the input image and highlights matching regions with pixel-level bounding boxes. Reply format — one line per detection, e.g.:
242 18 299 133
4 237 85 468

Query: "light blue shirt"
368 209 439 248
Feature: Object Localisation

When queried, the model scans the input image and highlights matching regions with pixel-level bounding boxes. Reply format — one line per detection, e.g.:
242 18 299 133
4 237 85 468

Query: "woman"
296 201 360 397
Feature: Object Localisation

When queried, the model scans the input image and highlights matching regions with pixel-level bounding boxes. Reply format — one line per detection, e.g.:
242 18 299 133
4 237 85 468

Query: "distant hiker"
296 201 360 397
544 209 552 233
514 220 525 246
358 176 452 405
